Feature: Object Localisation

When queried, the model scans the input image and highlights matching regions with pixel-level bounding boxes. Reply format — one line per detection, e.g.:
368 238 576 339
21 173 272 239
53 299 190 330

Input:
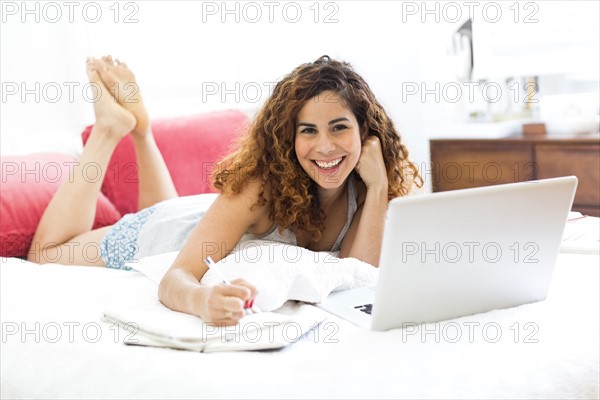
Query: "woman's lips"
311 156 345 172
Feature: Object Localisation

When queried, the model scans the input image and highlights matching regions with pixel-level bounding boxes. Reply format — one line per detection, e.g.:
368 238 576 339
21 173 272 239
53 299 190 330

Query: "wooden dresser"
429 135 600 216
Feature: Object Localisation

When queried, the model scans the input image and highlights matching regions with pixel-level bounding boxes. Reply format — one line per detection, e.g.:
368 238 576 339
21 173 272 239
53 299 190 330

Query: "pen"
204 257 260 314
204 256 232 285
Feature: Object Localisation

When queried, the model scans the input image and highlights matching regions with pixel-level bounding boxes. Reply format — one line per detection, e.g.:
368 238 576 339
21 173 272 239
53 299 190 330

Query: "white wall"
2 1 598 192
0 1 455 167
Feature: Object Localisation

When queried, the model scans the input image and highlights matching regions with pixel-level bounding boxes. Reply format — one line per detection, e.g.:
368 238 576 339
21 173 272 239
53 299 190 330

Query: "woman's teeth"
314 157 343 169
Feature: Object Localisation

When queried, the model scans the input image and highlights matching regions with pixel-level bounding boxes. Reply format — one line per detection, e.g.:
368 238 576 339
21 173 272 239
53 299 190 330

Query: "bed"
1 249 598 399
1 110 598 398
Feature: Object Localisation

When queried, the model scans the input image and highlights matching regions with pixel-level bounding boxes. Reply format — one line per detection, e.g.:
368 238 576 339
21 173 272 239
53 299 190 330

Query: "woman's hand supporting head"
354 135 388 192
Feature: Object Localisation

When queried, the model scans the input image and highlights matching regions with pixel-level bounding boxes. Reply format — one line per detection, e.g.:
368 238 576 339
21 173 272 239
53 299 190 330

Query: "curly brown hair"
213 55 422 241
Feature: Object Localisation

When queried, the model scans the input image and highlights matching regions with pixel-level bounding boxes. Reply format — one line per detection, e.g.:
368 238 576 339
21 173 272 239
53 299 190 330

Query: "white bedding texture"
1 246 599 398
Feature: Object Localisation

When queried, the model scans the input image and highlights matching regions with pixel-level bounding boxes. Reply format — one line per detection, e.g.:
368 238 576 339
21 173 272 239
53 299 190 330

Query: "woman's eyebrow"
328 117 351 125
297 122 316 128
296 117 351 128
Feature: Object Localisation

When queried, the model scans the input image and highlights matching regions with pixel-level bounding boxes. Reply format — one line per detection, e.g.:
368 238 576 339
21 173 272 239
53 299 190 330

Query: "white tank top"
239 177 358 251
135 178 358 258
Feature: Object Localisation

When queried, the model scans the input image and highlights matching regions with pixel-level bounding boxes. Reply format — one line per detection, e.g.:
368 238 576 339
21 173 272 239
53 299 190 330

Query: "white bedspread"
1 253 599 399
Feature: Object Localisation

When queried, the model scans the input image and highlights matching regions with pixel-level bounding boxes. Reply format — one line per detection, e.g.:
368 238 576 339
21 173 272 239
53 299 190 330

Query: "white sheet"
1 253 599 399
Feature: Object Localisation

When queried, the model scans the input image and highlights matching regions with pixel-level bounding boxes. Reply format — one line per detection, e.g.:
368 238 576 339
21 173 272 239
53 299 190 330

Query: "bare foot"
87 61 136 141
89 55 150 137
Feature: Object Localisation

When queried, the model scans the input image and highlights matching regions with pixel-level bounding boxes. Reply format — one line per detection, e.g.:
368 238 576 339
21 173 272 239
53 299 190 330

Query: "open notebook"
102 302 327 353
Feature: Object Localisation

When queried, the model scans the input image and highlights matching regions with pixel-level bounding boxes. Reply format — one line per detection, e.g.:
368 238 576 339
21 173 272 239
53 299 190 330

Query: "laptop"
317 176 578 331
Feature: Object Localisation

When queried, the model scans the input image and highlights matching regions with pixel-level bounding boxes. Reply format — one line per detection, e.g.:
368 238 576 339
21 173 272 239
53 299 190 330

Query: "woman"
28 55 422 325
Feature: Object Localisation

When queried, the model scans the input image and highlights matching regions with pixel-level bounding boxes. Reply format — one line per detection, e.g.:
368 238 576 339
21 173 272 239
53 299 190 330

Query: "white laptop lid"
371 176 578 331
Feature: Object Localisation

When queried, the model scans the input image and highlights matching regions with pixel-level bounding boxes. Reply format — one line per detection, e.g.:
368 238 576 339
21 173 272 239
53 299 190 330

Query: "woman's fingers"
231 278 258 298
204 281 259 325
356 136 388 190
221 291 246 311
230 278 258 308
219 281 253 301
220 307 245 321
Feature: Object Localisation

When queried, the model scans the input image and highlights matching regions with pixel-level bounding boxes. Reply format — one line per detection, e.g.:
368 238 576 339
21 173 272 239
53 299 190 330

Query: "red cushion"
82 109 248 215
0 153 122 258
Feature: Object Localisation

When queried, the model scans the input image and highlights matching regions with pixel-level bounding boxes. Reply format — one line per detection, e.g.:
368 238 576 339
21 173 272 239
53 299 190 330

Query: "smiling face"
294 91 363 190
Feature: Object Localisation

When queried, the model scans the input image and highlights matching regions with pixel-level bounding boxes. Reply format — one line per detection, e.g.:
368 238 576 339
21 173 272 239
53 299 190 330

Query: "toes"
115 58 128 68
94 59 117 85
86 68 100 83
96 55 131 72
99 57 112 71
86 55 139 108
102 55 115 66
89 58 108 73
86 66 111 101
86 56 97 67
86 61 102 83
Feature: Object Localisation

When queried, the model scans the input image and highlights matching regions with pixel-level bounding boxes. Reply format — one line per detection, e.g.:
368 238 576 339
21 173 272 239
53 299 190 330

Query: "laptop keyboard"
354 303 373 315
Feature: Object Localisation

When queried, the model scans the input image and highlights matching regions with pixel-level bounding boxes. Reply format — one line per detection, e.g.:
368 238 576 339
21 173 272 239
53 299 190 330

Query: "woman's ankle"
131 130 157 147
85 125 127 155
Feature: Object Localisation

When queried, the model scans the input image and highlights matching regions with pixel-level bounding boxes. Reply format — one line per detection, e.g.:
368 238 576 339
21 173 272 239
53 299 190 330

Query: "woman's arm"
158 181 266 324
338 136 389 266
338 187 388 266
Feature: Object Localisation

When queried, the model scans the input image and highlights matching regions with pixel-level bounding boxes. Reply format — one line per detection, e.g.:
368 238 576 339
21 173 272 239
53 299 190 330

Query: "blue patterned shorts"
100 206 157 270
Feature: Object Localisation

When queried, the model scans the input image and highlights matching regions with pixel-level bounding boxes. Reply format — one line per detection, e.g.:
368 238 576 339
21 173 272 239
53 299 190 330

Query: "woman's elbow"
157 269 173 305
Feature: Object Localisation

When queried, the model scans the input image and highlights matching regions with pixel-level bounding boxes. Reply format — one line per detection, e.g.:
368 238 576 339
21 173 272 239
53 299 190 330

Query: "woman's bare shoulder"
223 178 272 204
218 178 273 232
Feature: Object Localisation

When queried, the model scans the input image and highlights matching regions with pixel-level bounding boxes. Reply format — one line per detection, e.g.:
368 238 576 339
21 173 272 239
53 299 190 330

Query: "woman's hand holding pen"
199 278 258 325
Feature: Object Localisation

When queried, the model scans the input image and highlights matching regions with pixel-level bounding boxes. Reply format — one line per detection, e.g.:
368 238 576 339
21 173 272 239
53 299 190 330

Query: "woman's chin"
312 171 350 189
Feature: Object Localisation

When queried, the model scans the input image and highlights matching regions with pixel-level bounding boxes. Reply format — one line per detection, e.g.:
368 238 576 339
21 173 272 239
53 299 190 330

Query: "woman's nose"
315 133 335 154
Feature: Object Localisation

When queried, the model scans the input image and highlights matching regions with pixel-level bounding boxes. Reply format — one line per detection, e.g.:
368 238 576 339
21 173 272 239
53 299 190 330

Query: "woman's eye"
333 124 348 132
300 127 316 134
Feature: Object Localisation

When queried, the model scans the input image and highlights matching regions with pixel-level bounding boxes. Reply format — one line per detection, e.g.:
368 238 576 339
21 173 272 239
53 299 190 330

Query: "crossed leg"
92 55 178 210
27 56 178 266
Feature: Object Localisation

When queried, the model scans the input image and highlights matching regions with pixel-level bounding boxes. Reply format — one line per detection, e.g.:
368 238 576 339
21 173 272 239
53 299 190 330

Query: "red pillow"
82 109 248 215
0 153 122 259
